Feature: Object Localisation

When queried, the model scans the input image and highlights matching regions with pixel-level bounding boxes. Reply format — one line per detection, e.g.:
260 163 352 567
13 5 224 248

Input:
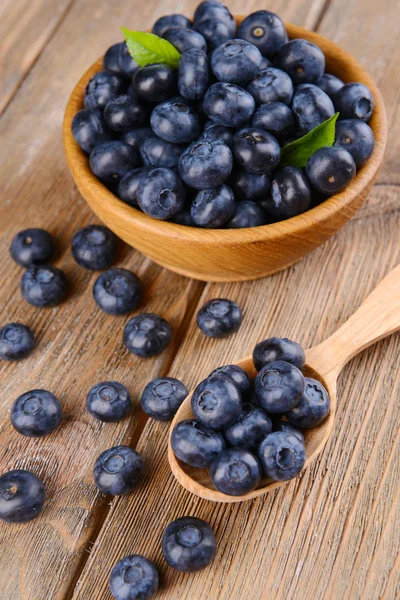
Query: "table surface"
0 1 399 599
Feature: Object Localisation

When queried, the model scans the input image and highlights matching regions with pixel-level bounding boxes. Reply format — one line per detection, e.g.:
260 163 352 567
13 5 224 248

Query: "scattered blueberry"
197 298 242 338
84 71 126 110
334 119 375 168
232 127 280 174
141 377 188 421
238 10 288 58
151 98 200 144
268 166 312 221
171 419 226 467
204 82 256 127
273 420 304 443
191 185 235 228
253 337 306 371
103 42 124 74
178 48 209 100
89 141 140 183
120 127 153 152
93 268 143 315
140 135 185 169
211 39 262 85
306 146 356 196
0 323 35 361
255 360 305 413
86 381 132 422
109 555 159 600
224 404 272 449
0 470 46 523
258 431 306 481
104 94 147 131
123 313 172 358
72 108 112 153
291 85 335 134
162 516 217 572
21 266 67 307
71 225 118 270
118 42 140 78
191 375 242 430
118 168 149 207
274 39 325 85
133 64 178 102
246 67 293 106
11 389 62 437
225 200 267 228
10 228 54 268
179 139 232 189
152 13 192 37
94 445 144 495
315 73 344 97
230 170 271 200
209 364 251 396
137 167 186 219
285 377 330 428
334 82 374 122
252 102 295 141
210 447 261 496
164 26 207 53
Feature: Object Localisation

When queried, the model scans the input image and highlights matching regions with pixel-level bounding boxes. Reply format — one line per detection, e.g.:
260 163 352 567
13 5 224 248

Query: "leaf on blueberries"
280 112 339 168
121 28 181 69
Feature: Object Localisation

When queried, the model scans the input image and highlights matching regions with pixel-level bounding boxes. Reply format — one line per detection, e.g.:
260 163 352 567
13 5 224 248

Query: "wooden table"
0 1 399 598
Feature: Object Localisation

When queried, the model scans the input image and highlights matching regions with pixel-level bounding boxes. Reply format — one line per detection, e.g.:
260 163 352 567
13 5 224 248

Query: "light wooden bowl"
63 19 387 282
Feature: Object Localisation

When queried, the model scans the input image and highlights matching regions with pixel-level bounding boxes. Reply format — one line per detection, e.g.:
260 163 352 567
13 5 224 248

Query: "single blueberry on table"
291 85 335 134
191 375 243 430
253 337 306 371
224 403 272 449
255 360 305 413
103 42 123 74
72 224 118 270
210 447 261 496
150 98 200 144
209 364 252 397
201 123 234 147
141 377 188 421
193 18 235 50
21 265 67 307
86 381 132 422
306 146 356 196
118 42 140 78
164 26 207 53
89 141 140 183
137 167 186 219
285 376 330 428
252 102 295 141
273 420 304 443
133 64 178 103
93 268 143 315
246 67 293 106
197 298 242 338
237 10 288 58
258 431 306 481
179 139 232 189
0 323 35 361
152 13 192 36
204 82 256 128
72 108 113 154
232 127 280 175
10 228 54 268
84 70 126 110
191 185 235 228
162 516 217 572
118 168 149 208
11 389 62 437
140 135 185 169
230 170 271 201
120 127 153 152
0 470 46 523
334 82 374 122
171 419 226 468
225 200 267 228
274 39 325 85
178 48 209 100
104 95 147 132
268 166 312 221
109 554 158 600
211 39 262 85
334 119 375 168
315 73 344 98
94 445 144 495
123 313 172 358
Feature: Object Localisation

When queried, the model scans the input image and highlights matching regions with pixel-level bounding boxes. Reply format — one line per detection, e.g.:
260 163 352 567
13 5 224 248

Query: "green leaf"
280 112 339 168
121 28 181 69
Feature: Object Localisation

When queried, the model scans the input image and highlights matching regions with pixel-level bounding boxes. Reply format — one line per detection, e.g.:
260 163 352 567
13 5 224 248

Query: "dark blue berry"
230 170 271 200
191 375 243 430
194 1 234 24
238 10 288 58
268 166 311 221
274 39 325 85
201 123 234 146
103 43 123 74
315 73 344 97
0 470 45 523
93 268 143 315
306 146 356 196
118 168 149 208
171 419 226 467
104 95 147 131
89 141 140 183
258 431 306 481
140 135 185 168
178 49 209 100
210 447 261 496
233 127 280 174
84 71 126 110
252 102 295 141
86 381 132 422
204 82 255 127
151 99 200 144
71 225 118 270
292 85 335 134
137 167 186 219
11 389 62 437
191 185 235 228
193 19 235 50
164 26 207 53
334 119 375 168
211 39 262 85
197 298 242 338
209 364 251 396
246 67 293 105
21 266 67 307
72 108 112 154
273 420 304 443
123 313 172 358
259 56 272 70
118 42 140 78
162 516 217 572
334 82 374 122
121 127 153 152
109 554 158 600
0 323 35 361
255 360 305 413
141 377 188 421
10 228 54 268
133 64 178 102
253 337 306 371
179 139 232 189
170 208 196 226
285 377 330 428
224 404 272 449
153 13 192 36
225 201 267 228
94 445 144 495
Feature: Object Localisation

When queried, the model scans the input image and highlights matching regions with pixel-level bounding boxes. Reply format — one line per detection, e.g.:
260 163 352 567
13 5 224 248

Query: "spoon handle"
311 264 400 377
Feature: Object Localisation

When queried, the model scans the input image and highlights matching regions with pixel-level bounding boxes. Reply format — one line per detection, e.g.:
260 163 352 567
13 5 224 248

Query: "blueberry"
253 337 306 371
274 39 325 85
89 141 140 183
170 208 196 226
0 323 35 361
118 168 149 208
204 82 255 127
109 554 158 600
94 445 144 495
252 102 295 141
210 447 261 496
104 95 147 132
225 200 267 228
273 420 304 442
246 67 293 105
230 170 271 200
259 56 272 70
191 185 235 228
334 119 375 168
123 313 172 358
179 139 232 189
121 127 153 152
133 64 178 103
258 431 306 481
11 389 62 437
267 166 311 221
118 42 140 78
193 19 235 50
21 266 67 307
103 42 123 74
141 377 188 421
71 225 118 270
334 82 374 122
162 516 217 572
197 298 242 338
10 228 54 268
224 404 272 449
315 73 344 97
164 26 207 53
171 419 226 467
140 135 185 169
194 1 235 25
93 268 143 315
0 470 45 523
150 99 200 144
178 48 209 100
137 167 186 219
72 108 113 154
84 71 126 110
152 13 192 37
209 364 251 396
285 377 330 428
306 146 356 196
233 127 280 174
291 85 335 134
192 375 242 430
238 10 288 58
255 360 305 413
211 39 262 85
200 123 234 147
86 381 132 422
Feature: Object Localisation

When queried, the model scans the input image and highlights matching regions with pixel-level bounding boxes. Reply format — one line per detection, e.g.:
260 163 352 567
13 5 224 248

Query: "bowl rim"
63 19 388 246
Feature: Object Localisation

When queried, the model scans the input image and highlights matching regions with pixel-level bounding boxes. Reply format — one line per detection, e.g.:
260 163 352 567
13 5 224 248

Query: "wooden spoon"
168 265 400 503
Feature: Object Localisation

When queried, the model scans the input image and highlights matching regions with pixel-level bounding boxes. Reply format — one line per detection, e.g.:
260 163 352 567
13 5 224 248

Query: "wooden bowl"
63 19 387 282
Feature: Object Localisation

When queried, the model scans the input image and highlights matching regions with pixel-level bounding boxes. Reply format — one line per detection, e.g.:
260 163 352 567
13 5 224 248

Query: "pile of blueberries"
72 1 376 232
